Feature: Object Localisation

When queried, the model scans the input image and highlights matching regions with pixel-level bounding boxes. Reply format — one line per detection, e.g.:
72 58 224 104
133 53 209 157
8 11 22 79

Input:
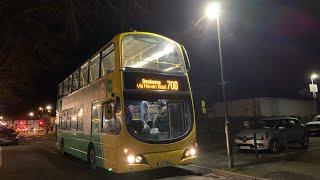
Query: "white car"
305 115 320 136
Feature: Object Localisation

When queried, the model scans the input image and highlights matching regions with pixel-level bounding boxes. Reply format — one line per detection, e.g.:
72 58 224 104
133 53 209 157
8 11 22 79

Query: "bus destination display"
123 71 188 92
136 78 179 91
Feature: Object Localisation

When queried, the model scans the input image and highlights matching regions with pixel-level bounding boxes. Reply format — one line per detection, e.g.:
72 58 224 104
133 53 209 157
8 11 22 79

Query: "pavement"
195 137 320 180
0 134 260 180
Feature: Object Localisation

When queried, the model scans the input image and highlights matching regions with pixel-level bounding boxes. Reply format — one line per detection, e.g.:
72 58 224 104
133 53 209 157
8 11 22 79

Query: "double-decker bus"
56 31 197 173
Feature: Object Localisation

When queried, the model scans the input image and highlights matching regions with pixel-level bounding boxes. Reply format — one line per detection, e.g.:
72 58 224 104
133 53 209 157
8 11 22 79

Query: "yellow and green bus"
56 31 197 173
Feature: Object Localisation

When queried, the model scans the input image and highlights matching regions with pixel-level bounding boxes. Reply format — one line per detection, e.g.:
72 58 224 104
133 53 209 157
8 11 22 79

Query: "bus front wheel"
87 145 97 170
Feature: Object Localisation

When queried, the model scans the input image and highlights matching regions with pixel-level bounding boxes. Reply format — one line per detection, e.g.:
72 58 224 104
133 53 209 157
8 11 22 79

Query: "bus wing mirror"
181 45 191 71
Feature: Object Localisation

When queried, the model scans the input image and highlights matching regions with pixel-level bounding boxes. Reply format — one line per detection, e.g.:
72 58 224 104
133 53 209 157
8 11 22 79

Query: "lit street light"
46 105 52 111
311 73 318 82
310 73 319 114
204 2 233 168
0 116 3 120
29 112 34 118
205 2 220 20
39 107 44 118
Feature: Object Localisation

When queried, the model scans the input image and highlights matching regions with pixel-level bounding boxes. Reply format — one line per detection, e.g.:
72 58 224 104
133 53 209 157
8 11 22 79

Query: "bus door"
91 102 104 166
100 100 118 168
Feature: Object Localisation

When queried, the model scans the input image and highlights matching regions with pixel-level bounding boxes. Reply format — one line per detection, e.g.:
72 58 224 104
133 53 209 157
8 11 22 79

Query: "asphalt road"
0 135 241 180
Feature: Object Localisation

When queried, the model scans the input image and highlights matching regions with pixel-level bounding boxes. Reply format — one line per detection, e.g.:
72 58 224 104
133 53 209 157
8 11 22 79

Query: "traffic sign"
309 84 318 93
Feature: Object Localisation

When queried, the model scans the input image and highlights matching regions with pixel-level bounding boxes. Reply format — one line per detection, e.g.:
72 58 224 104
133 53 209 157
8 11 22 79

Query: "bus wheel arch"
87 142 97 170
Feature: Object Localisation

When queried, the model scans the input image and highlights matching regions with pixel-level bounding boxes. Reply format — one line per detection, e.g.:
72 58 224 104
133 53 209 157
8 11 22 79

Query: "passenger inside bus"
125 99 186 141
125 105 150 137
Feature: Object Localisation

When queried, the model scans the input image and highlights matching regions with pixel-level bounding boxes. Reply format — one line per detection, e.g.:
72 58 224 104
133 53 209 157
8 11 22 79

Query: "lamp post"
205 2 233 168
46 105 52 115
310 73 318 115
39 107 44 118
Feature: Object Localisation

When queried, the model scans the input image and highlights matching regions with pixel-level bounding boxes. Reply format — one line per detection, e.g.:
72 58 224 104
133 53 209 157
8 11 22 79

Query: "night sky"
0 0 320 118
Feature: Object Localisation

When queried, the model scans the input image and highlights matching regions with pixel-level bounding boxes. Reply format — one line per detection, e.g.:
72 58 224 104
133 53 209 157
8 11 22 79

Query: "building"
195 97 315 140
209 97 314 119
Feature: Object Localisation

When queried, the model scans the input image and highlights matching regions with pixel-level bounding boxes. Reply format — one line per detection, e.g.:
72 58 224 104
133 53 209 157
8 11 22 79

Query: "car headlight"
184 148 197 157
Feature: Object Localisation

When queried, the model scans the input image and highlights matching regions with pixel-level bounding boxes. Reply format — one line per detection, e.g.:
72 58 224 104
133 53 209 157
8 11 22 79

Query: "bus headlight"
127 155 135 164
126 154 146 164
184 148 197 157
135 155 143 163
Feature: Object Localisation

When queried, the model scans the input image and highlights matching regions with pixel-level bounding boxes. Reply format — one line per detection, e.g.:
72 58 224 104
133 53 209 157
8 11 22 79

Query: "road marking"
0 146 2 167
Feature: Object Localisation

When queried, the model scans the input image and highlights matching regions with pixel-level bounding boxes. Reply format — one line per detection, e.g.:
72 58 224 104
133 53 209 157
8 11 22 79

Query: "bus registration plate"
156 161 172 168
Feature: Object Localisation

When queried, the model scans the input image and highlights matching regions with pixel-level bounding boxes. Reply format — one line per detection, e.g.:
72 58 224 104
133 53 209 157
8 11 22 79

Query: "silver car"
235 117 309 153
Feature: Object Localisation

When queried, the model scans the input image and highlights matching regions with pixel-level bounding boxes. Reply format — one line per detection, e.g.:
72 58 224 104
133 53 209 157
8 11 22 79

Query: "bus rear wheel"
87 145 97 170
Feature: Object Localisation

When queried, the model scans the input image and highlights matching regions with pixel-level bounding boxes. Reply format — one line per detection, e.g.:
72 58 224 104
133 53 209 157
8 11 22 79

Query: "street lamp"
39 107 44 118
205 2 221 20
46 105 52 118
204 2 233 168
310 73 319 114
311 73 318 82
0 116 3 120
46 105 52 111
29 112 34 118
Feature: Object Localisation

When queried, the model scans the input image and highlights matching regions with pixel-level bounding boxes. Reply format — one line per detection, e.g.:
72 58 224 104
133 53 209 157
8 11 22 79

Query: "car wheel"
301 135 309 149
87 145 97 170
269 140 279 153
59 140 65 157
14 139 19 145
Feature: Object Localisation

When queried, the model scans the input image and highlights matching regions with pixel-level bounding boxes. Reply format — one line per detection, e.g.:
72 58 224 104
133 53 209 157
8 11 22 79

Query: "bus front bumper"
116 150 197 173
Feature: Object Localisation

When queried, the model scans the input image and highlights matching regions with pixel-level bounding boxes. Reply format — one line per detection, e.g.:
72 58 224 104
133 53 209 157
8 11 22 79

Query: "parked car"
16 126 28 133
0 128 19 145
305 115 320 136
235 117 309 153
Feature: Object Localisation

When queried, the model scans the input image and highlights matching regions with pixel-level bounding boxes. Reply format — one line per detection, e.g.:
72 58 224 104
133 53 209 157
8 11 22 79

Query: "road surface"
0 135 254 180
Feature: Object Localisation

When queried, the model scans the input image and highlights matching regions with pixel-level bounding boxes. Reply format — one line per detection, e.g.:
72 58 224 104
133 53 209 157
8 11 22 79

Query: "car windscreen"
257 119 279 128
312 115 320 121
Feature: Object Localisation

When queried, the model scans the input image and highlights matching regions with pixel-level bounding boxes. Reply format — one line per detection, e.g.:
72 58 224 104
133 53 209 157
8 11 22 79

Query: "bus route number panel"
136 79 179 91
123 72 188 92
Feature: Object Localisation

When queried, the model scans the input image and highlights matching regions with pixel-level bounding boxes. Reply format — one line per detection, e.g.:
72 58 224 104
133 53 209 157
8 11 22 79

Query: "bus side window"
80 63 89 88
101 99 121 134
91 103 102 134
72 70 79 92
77 107 84 131
90 54 100 82
101 44 115 76
61 111 67 130
66 110 71 130
71 109 78 131
63 78 69 96
102 102 115 134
